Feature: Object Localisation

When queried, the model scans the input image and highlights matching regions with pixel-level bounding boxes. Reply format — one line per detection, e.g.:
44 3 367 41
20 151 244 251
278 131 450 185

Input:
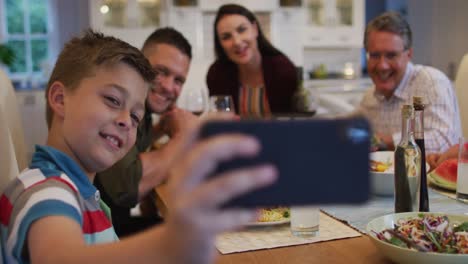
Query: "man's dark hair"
141 27 192 59
364 11 412 50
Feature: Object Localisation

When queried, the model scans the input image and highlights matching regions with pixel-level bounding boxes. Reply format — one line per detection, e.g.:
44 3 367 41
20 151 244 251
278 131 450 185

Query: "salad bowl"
367 212 468 264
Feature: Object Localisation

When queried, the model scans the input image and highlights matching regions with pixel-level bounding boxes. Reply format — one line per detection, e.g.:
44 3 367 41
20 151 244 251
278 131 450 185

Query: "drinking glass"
185 88 207 116
290 206 320 237
457 137 468 201
209 95 235 112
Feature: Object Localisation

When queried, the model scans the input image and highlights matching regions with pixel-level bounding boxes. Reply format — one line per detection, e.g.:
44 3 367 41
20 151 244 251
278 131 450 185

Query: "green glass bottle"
394 105 421 213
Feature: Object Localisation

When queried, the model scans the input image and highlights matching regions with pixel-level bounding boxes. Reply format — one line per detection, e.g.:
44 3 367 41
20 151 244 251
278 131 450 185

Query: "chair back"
0 68 27 193
455 54 468 138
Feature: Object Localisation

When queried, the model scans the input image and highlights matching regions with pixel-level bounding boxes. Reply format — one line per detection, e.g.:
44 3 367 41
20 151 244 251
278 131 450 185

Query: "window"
1 0 54 85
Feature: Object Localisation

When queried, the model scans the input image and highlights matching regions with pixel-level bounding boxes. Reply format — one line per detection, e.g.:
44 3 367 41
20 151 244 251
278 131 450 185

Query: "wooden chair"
0 68 27 193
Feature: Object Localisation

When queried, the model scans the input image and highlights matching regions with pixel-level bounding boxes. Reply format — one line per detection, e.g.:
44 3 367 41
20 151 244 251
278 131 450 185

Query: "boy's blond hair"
45 30 155 128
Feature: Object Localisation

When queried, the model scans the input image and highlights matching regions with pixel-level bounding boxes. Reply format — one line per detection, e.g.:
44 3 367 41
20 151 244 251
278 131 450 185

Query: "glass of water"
290 206 320 237
209 95 235 112
457 137 468 201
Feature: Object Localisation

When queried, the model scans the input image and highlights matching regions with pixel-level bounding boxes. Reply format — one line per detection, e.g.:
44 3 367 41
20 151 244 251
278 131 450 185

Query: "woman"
206 4 299 118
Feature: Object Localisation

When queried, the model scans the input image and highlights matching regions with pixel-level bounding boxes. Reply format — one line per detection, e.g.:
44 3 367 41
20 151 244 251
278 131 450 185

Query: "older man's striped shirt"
357 63 462 153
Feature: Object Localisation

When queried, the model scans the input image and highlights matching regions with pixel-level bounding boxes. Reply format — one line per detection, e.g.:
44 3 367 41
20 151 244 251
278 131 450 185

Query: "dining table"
155 184 393 263
154 181 468 264
214 235 390 263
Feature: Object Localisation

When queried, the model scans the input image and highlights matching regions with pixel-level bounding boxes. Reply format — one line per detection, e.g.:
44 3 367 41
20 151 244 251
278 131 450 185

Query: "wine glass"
209 95 235 112
184 87 207 116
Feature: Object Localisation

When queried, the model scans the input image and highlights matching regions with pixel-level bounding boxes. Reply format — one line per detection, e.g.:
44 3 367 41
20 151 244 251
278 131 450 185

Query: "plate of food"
248 207 290 226
367 212 468 264
428 158 457 191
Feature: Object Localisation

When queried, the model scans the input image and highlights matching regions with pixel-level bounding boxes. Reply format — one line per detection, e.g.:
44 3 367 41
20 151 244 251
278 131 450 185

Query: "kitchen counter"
304 78 373 116
305 77 372 93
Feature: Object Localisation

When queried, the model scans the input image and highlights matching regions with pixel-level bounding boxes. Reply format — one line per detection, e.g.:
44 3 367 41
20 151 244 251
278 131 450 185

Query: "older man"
356 11 461 154
94 27 197 236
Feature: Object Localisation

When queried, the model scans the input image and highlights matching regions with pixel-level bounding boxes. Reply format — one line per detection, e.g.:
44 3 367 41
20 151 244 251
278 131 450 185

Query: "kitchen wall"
408 0 468 79
55 0 91 52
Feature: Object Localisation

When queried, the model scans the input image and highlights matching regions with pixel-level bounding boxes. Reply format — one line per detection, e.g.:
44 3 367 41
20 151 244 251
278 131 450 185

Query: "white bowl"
367 212 468 264
370 151 395 196
370 151 430 196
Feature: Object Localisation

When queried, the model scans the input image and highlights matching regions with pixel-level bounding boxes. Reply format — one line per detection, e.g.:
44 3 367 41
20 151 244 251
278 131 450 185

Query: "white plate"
367 212 468 264
428 171 456 191
247 218 290 227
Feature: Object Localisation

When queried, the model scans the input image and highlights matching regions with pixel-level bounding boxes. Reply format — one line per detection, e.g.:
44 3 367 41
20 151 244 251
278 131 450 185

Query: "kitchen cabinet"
167 6 203 59
271 7 305 66
199 0 276 12
88 0 365 87
89 0 169 48
305 78 372 116
303 0 364 48
89 0 364 54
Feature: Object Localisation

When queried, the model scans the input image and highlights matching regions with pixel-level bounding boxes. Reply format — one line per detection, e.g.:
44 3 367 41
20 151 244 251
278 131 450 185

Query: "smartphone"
199 117 371 208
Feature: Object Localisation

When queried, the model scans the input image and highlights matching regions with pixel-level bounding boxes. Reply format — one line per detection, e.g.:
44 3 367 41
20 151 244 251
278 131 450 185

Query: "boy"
94 28 197 236
0 30 276 263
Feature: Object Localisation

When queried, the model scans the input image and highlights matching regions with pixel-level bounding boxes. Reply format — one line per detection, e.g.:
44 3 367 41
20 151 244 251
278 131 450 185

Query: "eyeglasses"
366 50 408 63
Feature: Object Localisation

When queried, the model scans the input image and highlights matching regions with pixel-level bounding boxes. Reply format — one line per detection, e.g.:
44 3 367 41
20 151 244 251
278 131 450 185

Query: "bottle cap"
401 104 414 118
413 96 425 110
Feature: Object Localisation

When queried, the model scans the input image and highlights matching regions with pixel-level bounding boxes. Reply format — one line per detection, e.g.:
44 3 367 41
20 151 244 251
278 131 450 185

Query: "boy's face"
60 63 147 174
144 43 190 114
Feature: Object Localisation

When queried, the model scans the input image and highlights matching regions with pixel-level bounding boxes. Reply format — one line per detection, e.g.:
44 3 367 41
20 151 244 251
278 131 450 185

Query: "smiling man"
144 40 190 114
356 11 461 154
94 27 199 237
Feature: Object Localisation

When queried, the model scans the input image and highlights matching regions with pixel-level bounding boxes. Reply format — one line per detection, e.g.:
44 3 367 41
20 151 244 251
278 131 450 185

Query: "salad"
256 207 290 222
373 214 468 254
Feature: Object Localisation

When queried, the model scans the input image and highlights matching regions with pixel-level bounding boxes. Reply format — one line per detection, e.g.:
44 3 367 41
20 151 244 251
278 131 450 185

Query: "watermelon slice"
428 158 458 191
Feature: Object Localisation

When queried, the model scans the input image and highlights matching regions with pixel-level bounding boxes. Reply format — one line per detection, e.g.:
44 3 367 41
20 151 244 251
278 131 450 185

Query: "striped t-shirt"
0 145 118 264
238 84 271 118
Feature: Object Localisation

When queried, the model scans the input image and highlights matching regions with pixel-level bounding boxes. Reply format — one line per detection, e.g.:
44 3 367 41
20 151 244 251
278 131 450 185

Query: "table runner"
215 212 361 254
322 188 468 233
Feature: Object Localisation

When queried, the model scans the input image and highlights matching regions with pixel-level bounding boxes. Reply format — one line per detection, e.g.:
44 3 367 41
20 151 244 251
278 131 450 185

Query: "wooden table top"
155 185 391 264
215 236 391 264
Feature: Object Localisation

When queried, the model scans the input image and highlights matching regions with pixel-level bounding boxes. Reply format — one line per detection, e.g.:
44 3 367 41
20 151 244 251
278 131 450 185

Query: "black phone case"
199 118 371 208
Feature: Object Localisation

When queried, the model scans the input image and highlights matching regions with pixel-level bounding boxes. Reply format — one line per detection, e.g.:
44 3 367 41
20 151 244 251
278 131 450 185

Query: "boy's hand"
164 134 277 264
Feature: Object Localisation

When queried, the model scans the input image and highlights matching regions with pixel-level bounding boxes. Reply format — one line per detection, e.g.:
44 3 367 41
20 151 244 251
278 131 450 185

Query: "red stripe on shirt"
82 210 112 233
239 85 271 118
0 195 13 226
28 176 78 193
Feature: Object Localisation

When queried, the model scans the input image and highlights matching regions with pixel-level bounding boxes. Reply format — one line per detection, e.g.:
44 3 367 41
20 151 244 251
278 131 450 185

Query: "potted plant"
0 44 15 67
